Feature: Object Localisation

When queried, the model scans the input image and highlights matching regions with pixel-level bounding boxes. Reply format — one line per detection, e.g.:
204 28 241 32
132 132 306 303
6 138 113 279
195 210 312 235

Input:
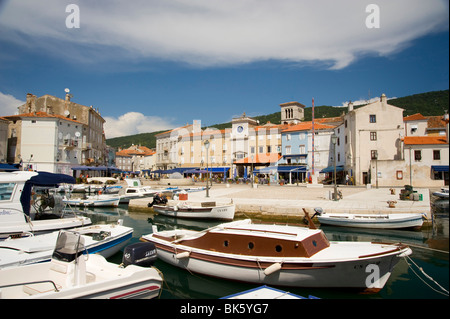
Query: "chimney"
380 93 387 103
26 93 36 113
348 101 353 112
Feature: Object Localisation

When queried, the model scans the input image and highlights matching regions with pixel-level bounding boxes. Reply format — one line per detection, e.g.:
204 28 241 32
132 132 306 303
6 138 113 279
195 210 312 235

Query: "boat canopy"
319 165 345 174
20 172 75 216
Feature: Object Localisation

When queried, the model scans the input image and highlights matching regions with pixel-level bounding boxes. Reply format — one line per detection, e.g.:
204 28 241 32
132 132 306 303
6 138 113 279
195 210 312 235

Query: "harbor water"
83 196 448 300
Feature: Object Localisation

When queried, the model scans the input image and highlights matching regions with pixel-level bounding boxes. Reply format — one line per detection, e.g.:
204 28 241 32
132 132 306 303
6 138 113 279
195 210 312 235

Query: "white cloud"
0 92 24 116
103 112 176 139
0 0 448 69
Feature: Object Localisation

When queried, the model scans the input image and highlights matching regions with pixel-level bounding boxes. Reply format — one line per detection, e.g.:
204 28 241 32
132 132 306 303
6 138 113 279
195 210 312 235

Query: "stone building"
17 91 106 166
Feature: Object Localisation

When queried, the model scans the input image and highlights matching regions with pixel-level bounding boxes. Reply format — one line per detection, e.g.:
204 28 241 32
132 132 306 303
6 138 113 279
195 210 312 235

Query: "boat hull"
0 224 133 268
64 197 120 207
0 255 162 299
317 213 425 229
143 236 410 291
153 204 235 221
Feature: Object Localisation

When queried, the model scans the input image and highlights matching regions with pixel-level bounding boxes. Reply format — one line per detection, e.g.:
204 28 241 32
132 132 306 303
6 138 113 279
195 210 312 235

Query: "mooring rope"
403 255 449 297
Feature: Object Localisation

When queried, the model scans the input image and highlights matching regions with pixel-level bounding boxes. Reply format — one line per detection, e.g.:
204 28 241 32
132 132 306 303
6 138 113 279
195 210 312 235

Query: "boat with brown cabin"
141 210 412 292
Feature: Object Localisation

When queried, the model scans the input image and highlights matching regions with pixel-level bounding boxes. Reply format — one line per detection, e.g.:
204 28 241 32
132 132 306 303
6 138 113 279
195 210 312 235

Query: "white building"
4 112 85 174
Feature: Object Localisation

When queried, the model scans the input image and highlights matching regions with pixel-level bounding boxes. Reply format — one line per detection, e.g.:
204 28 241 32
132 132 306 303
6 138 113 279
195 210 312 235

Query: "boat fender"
176 251 190 259
264 262 282 276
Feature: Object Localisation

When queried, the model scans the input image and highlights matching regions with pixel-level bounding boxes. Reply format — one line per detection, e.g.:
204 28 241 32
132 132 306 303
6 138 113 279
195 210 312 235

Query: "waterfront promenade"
128 181 431 222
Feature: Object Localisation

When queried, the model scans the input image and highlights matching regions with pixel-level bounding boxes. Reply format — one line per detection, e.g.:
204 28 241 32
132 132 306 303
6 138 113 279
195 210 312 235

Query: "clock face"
237 126 244 133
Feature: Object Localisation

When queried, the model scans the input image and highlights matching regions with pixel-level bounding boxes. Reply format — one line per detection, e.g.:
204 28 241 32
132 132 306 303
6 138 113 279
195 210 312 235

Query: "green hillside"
106 89 449 150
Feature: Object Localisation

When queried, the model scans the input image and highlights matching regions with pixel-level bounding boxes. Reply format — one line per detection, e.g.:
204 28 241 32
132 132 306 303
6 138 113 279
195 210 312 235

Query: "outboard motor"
122 242 157 267
147 194 168 207
312 207 323 218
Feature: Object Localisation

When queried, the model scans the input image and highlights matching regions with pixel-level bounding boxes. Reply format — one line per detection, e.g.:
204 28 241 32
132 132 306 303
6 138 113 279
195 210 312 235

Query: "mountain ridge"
106 89 449 150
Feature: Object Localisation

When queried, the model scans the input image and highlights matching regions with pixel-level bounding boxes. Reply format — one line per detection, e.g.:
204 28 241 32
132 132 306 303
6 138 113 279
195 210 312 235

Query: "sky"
0 0 448 139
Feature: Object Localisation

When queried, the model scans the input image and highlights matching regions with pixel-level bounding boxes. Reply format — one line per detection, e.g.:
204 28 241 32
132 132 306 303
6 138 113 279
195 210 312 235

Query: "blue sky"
0 0 448 138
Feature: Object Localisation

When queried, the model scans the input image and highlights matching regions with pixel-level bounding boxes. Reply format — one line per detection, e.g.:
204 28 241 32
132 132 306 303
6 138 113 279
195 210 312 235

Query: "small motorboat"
432 187 449 199
63 194 120 207
314 207 426 229
0 230 163 299
149 198 235 221
118 179 158 204
0 220 133 269
0 171 91 240
141 219 411 292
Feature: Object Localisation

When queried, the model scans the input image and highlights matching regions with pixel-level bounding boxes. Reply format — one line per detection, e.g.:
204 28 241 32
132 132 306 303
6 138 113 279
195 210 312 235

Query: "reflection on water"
79 194 448 299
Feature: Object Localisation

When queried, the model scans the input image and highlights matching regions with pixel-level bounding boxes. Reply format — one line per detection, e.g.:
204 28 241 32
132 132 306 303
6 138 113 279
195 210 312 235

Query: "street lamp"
251 155 254 188
204 140 210 198
330 133 338 201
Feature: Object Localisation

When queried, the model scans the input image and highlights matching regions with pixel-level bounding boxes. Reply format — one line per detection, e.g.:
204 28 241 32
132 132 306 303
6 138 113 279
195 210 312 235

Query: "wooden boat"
0 171 91 240
151 200 235 221
0 230 163 299
141 219 411 292
316 211 426 229
0 220 133 269
432 187 449 199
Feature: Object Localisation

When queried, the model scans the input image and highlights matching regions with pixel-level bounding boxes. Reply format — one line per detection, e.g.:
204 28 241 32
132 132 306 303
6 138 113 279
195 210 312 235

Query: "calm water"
82 196 449 300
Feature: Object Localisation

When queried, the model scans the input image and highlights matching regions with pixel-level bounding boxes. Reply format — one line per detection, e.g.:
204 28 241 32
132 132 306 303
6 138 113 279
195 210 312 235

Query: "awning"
431 165 449 172
206 167 230 173
320 165 345 173
277 165 307 173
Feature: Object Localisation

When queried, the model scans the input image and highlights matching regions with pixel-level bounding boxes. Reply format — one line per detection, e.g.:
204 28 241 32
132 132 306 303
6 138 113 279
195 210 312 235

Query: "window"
433 150 441 160
370 114 376 123
370 132 377 141
0 183 15 201
414 150 422 161
250 146 255 154
286 134 291 141
396 171 403 180
371 150 378 160
285 146 291 155
299 145 306 154
259 146 263 153
267 146 271 153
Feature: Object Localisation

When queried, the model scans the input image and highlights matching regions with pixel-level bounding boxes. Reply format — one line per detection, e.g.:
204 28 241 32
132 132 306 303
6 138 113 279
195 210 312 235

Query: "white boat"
0 220 133 269
222 285 318 299
118 179 158 204
432 187 449 199
141 219 412 292
151 200 235 221
0 171 91 240
0 230 163 299
63 194 120 207
316 211 426 229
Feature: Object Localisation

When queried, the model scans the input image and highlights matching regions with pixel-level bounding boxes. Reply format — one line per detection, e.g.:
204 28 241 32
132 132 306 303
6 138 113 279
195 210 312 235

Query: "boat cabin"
153 222 330 258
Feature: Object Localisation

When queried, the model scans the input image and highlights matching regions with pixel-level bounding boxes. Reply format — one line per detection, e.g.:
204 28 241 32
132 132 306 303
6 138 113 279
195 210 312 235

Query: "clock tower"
231 112 258 164
280 101 305 124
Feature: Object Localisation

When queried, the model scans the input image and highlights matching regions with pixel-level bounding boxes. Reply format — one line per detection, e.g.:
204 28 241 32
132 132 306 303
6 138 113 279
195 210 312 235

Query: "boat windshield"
51 231 85 263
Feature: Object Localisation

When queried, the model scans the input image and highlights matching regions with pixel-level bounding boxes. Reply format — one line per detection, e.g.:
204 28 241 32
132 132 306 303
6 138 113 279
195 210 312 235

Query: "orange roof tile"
282 121 335 133
403 113 427 121
4 111 83 124
403 136 448 145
